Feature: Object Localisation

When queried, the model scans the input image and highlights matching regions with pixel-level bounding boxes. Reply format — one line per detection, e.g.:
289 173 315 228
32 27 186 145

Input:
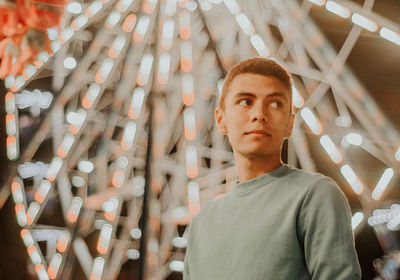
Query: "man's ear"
215 107 228 135
284 113 295 138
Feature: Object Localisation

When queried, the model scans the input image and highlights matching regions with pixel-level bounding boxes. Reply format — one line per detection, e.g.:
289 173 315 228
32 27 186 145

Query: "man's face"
215 73 295 159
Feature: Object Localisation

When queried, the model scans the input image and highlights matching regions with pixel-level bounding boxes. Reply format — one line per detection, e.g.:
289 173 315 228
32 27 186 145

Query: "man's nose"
250 104 267 122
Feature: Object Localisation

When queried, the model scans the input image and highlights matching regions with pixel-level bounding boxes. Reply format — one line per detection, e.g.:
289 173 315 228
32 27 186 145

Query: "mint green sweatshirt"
184 165 361 279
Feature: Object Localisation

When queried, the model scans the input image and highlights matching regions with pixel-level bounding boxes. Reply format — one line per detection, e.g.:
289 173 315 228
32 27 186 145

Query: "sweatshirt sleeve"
298 178 361 279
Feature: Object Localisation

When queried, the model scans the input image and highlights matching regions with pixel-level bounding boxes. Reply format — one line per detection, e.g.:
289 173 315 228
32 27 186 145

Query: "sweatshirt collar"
232 164 290 195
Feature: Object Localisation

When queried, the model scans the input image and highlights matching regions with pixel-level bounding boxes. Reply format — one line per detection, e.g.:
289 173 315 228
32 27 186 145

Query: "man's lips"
245 130 271 136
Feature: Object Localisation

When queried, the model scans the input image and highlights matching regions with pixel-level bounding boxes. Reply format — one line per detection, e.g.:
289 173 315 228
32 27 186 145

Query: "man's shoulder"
284 165 338 190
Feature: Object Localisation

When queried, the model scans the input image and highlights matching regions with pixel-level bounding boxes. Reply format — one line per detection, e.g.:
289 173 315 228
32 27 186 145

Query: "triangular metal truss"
2 0 400 279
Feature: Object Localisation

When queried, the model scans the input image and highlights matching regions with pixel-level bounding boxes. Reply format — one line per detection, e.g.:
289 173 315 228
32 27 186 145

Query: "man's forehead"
227 73 291 98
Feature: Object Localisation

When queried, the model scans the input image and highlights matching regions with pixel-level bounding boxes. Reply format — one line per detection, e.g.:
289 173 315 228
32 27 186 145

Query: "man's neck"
235 153 283 183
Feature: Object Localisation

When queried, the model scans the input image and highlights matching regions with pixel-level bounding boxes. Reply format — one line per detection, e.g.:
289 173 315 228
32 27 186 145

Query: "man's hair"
219 57 292 111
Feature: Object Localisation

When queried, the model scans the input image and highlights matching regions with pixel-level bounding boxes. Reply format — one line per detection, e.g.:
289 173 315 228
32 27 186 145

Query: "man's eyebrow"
233 91 289 101
232 92 256 99
267 92 289 102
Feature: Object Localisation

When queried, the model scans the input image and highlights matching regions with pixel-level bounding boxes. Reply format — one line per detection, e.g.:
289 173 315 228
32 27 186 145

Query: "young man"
183 57 361 279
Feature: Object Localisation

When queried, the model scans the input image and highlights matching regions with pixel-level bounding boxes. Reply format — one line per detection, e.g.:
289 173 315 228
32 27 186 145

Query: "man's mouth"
245 130 271 136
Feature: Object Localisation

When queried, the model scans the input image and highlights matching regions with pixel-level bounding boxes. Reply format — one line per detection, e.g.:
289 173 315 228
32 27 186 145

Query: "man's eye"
270 101 282 108
239 99 251 106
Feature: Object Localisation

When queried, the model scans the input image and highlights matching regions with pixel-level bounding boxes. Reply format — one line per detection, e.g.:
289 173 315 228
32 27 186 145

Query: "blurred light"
128 88 145 119
5 92 16 113
182 74 194 105
345 132 363 146
47 253 62 279
186 145 198 178
34 180 52 204
217 79 224 96
132 176 145 196
82 83 101 109
179 10 191 39
235 13 254 36
395 147 400 161
351 13 377 32
26 201 41 225
130 228 142 239
97 224 113 254
340 164 364 194
112 170 125 187
158 52 171 84
121 121 137 150
95 58 114 84
169 260 184 272
72 15 89 31
67 197 83 223
171 206 188 222
36 264 49 280
27 246 42 265
86 1 103 17
172 236 187 248
180 41 192 72
372 168 394 200
46 157 63 181
51 41 62 53
380 27 400 46
292 85 304 108
15 203 27 226
7 136 18 160
352 212 363 229
61 27 75 43
37 51 50 63
134 15 150 42
47 27 58 41
223 0 240 15
89 257 105 280
71 176 85 187
186 0 197 11
67 2 82 14
6 114 16 136
187 181 199 202
387 212 400 231
109 34 126 58
199 0 212 11
300 107 322 135
57 133 75 158
184 108 196 140
161 19 175 50
67 109 87 126
21 229 34 247
143 0 158 14
78 160 94 173
137 54 153 86
5 75 16 89
116 156 129 168
335 115 352 127
126 249 140 260
307 0 325 6
106 11 121 29
319 135 342 164
15 89 53 109
11 181 24 204
165 0 177 15
122 14 137 32
103 197 119 221
23 64 38 79
250 34 270 57
117 0 134 12
325 1 350 18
